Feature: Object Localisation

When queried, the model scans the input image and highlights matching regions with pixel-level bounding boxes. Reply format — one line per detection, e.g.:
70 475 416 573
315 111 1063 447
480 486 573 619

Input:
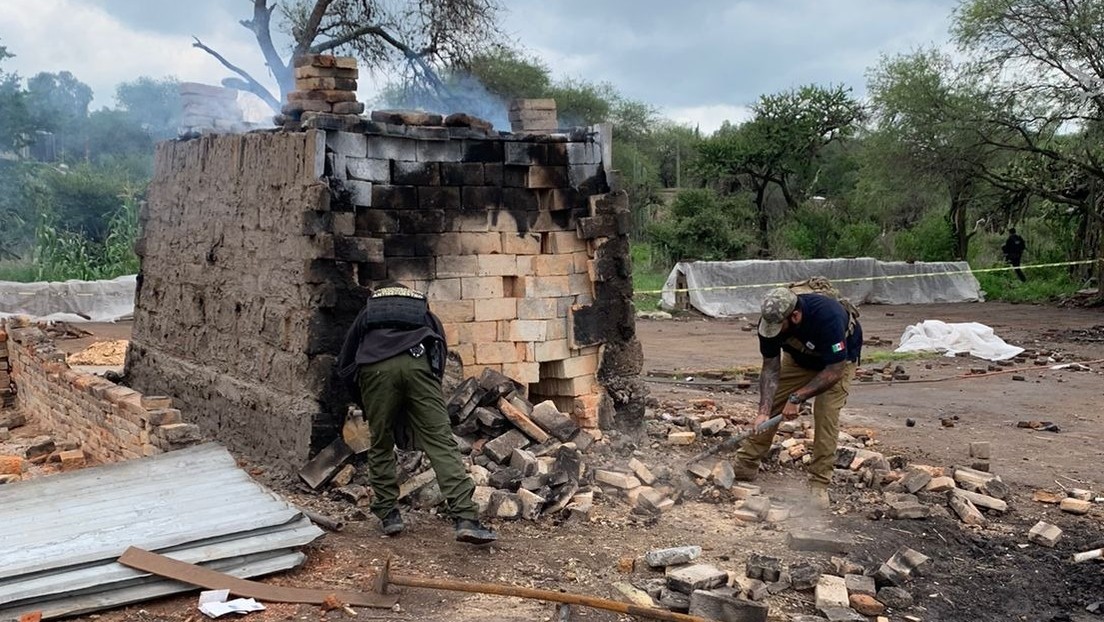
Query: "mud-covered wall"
125 131 331 469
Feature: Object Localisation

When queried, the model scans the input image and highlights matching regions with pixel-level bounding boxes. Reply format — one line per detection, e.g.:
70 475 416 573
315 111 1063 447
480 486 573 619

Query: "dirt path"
18 303 1104 622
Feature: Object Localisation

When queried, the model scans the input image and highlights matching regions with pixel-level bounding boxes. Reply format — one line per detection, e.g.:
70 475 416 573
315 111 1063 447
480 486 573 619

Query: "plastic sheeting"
0 275 136 323
895 320 1024 361
659 258 982 317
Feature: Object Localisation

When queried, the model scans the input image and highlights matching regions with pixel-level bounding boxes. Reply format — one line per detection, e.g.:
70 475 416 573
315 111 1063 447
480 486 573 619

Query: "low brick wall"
2 319 201 463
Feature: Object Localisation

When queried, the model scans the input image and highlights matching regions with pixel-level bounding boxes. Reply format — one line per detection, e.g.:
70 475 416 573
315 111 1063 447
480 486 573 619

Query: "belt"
408 343 425 358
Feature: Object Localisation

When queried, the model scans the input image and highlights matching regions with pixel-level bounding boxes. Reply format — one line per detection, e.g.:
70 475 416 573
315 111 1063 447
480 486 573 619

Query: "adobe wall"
126 119 644 471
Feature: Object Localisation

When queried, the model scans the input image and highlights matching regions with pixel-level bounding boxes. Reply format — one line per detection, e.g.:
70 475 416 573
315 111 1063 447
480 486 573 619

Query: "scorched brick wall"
126 116 644 471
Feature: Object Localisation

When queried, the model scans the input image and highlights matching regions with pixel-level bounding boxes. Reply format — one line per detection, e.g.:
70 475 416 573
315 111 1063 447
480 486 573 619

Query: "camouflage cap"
758 287 798 338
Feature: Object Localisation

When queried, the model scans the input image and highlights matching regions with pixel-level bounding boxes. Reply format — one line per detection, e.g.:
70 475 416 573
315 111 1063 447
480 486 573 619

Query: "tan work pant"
735 353 856 486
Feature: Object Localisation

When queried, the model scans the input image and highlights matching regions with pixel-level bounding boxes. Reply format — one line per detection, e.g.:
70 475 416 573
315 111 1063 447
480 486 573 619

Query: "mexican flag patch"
831 341 845 353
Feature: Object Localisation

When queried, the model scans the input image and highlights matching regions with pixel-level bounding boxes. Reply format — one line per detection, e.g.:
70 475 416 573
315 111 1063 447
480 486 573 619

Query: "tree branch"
191 37 281 111
311 24 447 94
244 0 292 100
294 0 336 58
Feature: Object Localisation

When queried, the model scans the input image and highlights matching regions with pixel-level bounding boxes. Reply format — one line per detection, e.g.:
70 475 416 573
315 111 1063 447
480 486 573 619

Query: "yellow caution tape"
634 259 1102 296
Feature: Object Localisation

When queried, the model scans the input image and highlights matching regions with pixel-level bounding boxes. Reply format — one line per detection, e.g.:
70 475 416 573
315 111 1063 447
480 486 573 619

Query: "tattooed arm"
792 360 848 402
756 355 782 424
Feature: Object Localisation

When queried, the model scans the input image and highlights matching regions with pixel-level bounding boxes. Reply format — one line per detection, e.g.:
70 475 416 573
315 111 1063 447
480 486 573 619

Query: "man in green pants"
338 281 497 544
734 287 862 510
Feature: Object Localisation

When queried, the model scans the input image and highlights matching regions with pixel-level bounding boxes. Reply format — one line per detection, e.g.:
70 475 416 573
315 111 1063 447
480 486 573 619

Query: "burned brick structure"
125 101 645 470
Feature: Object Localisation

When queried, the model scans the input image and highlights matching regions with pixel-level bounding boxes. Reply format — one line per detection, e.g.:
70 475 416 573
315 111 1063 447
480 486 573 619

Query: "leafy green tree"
0 40 42 152
648 188 755 261
25 71 93 125
115 76 181 140
698 85 863 254
954 0 1104 284
864 50 1005 260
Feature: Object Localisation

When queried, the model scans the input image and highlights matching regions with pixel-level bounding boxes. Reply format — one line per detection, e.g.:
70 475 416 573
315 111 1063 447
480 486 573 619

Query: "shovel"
685 414 783 466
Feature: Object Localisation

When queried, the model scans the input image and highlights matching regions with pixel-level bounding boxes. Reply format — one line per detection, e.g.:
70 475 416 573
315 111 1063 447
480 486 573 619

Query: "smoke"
374 71 511 132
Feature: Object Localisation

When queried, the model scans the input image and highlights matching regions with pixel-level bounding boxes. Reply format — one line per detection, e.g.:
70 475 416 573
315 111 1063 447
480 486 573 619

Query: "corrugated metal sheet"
0 443 324 620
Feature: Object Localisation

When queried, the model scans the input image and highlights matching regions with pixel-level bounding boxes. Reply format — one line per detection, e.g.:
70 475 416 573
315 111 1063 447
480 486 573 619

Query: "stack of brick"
0 327 13 410
509 98 558 133
179 82 245 134
2 319 202 463
278 55 364 131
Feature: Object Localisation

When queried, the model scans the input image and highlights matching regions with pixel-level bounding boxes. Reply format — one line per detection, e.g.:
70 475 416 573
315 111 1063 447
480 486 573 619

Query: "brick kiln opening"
122 55 647 472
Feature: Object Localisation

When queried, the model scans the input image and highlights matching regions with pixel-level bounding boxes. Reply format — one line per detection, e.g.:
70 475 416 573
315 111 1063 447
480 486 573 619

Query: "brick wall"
126 105 645 471
1 319 201 463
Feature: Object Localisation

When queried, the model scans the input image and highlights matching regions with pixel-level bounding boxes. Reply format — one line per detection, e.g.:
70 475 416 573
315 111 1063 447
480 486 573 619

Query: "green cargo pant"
357 352 478 521
735 353 856 486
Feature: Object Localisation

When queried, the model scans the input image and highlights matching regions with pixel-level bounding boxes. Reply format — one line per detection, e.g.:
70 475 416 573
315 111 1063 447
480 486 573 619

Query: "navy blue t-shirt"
759 293 862 370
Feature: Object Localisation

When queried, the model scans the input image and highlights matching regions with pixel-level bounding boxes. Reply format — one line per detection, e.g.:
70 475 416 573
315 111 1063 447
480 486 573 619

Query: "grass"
0 261 39 282
631 242 672 311
976 268 1083 304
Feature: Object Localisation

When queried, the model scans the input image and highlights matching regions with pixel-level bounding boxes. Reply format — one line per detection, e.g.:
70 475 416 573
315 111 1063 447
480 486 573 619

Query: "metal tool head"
373 555 392 595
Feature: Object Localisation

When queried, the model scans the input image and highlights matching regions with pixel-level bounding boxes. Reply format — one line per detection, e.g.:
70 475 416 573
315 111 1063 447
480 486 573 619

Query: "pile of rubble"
614 542 929 621
0 414 88 484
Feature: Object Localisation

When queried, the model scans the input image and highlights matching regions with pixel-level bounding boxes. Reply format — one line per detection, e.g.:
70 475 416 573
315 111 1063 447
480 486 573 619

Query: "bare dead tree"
193 0 502 111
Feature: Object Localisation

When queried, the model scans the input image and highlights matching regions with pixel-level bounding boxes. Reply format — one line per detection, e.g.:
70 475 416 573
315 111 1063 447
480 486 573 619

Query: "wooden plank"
117 547 399 608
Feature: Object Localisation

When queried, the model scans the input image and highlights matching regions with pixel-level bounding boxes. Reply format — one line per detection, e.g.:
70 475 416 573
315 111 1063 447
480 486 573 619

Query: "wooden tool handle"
390 573 711 622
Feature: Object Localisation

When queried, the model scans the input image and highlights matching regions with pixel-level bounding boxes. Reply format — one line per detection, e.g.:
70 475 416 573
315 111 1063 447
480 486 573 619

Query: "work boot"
732 460 760 482
809 483 831 511
380 509 404 536
454 518 497 545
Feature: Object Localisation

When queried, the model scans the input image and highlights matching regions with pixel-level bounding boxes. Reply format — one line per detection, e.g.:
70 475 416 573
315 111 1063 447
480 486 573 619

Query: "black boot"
380 509 404 536
454 518 497 544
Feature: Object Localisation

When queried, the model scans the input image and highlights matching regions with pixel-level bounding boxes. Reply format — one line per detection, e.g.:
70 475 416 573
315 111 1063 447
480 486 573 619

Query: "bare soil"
9 302 1104 622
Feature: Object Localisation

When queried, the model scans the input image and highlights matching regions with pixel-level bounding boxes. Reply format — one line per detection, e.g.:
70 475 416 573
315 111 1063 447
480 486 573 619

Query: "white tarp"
0 275 136 323
895 320 1024 361
659 258 982 317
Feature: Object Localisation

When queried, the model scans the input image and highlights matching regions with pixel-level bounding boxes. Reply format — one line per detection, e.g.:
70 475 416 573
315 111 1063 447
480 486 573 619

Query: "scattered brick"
666 564 729 593
1028 521 1063 547
645 545 701 568
745 554 782 582
688 589 769 622
1060 497 1092 515
815 574 849 612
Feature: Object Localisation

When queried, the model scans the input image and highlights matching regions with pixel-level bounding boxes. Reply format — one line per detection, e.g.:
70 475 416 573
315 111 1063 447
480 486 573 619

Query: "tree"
0 40 42 152
865 50 1004 260
25 71 93 126
115 77 181 140
697 85 863 254
194 0 503 111
953 0 1104 285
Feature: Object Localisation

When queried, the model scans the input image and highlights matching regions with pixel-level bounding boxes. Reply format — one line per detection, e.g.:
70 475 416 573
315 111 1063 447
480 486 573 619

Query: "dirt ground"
10 302 1104 622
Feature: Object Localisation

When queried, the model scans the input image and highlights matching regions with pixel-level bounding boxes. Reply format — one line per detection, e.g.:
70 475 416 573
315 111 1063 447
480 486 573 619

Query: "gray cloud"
503 0 958 110
1 0 960 129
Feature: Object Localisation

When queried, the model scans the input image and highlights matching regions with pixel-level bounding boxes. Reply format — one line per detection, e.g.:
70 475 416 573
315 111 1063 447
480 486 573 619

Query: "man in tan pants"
734 287 861 509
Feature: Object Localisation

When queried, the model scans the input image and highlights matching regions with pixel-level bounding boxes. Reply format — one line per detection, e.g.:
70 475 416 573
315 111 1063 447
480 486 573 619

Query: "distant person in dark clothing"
1002 228 1027 282
337 281 497 545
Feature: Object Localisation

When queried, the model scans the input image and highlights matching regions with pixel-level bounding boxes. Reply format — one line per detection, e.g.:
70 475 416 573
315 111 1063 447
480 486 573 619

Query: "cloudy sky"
0 0 959 132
